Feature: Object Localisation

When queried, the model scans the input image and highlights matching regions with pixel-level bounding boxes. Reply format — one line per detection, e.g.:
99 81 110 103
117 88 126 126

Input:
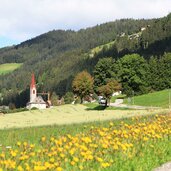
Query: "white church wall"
27 103 46 110
30 87 37 102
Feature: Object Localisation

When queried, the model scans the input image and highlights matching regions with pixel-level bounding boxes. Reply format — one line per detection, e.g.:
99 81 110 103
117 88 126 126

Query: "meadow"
124 89 171 108
0 114 170 171
0 63 22 75
86 38 116 59
0 104 168 129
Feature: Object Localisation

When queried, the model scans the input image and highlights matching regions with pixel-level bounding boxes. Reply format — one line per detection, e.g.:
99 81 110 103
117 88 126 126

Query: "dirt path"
153 162 171 171
110 99 161 110
0 104 168 130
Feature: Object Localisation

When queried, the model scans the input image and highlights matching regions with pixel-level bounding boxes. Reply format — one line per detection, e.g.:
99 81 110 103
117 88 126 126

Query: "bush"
50 92 59 106
116 95 127 99
31 107 38 110
74 97 81 104
8 103 16 110
64 92 74 104
92 93 99 101
1 108 29 114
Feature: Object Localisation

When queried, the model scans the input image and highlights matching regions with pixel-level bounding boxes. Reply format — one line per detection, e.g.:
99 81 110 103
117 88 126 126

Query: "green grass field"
124 89 171 108
0 111 165 146
0 114 170 171
0 63 22 75
0 103 170 170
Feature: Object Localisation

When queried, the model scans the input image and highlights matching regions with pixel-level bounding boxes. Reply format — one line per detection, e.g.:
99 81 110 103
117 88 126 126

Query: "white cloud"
0 0 170 45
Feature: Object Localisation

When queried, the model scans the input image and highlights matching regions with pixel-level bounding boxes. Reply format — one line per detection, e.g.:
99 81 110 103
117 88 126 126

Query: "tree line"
1 52 171 108
73 53 171 105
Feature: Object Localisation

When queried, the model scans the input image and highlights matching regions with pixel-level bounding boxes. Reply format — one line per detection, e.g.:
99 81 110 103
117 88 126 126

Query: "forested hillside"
1 13 171 107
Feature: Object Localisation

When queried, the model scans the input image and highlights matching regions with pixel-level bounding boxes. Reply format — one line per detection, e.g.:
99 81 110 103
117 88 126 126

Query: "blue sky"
0 0 171 48
0 36 18 48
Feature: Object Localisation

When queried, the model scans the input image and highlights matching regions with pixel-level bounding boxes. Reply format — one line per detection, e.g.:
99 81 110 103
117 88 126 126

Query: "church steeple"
31 73 36 89
30 73 37 102
26 73 47 109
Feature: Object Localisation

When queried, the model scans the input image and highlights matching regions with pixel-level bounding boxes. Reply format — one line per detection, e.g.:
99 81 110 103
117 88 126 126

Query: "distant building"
120 32 126 37
112 91 122 96
0 106 9 110
141 27 146 31
26 74 46 110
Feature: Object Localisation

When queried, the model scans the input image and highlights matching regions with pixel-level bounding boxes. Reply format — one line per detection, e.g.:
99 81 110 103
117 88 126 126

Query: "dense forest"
1 13 171 107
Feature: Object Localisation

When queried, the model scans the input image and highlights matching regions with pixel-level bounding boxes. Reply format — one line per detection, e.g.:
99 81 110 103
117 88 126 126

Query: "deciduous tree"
117 54 149 95
94 57 116 91
72 71 94 103
98 80 121 106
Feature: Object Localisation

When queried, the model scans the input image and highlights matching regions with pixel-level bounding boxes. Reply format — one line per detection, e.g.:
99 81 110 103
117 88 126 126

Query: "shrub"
31 107 38 110
64 92 74 104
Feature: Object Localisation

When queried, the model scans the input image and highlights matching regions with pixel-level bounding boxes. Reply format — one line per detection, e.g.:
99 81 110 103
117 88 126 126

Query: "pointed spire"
30 73 36 89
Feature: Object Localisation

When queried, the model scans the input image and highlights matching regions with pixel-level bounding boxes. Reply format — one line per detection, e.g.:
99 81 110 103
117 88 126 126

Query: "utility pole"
169 90 171 109
132 90 134 105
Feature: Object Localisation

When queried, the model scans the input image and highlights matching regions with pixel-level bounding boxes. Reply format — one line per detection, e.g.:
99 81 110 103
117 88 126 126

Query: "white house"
112 91 122 96
26 74 46 110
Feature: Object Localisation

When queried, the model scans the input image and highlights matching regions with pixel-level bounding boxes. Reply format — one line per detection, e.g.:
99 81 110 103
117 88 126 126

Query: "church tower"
30 73 37 102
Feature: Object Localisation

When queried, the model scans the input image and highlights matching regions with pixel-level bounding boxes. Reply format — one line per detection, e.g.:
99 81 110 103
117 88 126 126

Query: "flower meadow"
0 114 171 171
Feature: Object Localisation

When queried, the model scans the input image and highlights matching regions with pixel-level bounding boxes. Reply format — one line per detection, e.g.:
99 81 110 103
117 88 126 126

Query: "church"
26 74 47 110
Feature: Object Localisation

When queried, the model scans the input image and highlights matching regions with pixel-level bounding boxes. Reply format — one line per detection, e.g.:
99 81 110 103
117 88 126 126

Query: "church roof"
28 96 46 104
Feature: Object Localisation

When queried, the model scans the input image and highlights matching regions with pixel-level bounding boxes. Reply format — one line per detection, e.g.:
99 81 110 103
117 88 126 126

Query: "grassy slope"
0 63 22 75
124 89 171 108
88 30 143 58
88 40 115 57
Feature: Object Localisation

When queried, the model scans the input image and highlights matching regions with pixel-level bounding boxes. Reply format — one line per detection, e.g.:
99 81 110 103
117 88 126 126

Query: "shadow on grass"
86 105 107 111
107 106 133 110
86 105 134 111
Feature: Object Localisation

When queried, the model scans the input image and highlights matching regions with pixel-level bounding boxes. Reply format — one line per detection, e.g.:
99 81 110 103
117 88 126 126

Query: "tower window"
33 90 35 94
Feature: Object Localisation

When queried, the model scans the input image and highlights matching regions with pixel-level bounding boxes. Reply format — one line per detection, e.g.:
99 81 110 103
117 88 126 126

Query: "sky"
0 0 171 48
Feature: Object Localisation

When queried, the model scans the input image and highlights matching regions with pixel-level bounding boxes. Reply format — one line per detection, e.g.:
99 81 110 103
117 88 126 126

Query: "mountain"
1 14 171 107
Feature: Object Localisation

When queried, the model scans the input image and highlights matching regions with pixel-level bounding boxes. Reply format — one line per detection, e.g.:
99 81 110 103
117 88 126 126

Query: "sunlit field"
0 105 168 129
0 63 22 75
0 114 170 171
124 89 171 108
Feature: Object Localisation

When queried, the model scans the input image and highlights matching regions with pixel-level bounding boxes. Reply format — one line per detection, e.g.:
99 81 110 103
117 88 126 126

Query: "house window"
33 90 35 94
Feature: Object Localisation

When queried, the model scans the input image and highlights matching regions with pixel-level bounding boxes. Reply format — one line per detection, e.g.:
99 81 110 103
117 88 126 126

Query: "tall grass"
0 114 170 171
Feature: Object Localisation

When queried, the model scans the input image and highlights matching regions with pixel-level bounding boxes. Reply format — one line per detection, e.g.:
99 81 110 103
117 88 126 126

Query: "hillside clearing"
89 40 115 57
0 63 22 75
0 104 168 129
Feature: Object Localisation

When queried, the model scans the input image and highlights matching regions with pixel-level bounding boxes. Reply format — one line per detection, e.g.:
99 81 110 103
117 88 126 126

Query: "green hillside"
88 40 115 58
1 14 171 107
0 63 22 75
0 18 154 93
124 89 171 108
